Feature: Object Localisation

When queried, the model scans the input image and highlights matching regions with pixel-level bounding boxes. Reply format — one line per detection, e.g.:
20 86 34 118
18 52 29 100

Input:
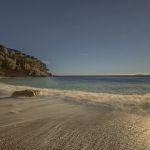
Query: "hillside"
0 45 52 77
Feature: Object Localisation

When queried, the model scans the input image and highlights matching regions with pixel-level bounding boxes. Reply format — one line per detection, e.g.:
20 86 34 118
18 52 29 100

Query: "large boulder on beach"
11 90 40 97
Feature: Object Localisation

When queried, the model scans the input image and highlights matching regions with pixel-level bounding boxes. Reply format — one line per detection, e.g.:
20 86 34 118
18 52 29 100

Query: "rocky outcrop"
0 44 52 77
11 90 40 97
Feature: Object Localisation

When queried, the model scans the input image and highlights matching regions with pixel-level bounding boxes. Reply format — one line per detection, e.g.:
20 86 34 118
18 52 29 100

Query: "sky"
0 0 150 75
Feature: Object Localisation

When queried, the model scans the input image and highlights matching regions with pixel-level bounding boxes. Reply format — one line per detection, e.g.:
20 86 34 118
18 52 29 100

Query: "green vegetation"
0 44 52 77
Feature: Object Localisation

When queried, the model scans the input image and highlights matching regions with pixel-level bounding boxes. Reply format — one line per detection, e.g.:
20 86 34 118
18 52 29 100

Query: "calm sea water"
1 76 150 95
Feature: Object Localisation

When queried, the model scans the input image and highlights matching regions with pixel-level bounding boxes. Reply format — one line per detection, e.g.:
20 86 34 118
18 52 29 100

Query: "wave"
1 82 150 115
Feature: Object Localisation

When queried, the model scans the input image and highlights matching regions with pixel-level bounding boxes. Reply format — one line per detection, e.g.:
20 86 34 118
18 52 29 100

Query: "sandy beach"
0 87 150 150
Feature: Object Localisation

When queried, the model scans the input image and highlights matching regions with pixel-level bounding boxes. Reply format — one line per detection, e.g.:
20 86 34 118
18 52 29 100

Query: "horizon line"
53 74 150 77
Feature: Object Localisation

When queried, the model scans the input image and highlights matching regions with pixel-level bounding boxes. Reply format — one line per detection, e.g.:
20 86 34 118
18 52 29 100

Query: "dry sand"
0 94 150 150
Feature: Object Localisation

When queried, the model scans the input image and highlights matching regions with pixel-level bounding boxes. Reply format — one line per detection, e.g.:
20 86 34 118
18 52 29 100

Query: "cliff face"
0 45 52 77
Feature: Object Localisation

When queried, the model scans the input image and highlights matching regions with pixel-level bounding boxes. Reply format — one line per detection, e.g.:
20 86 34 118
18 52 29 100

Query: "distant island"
0 44 52 77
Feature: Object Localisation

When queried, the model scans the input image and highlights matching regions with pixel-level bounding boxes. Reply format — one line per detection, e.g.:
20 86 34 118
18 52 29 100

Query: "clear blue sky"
0 0 150 75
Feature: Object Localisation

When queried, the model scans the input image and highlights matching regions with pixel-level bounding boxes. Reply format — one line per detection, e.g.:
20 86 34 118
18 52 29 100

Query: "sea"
0 76 150 95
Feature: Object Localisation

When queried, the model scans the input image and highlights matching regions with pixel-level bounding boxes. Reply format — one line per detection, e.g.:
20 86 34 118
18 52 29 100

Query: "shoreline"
0 82 150 149
0 81 150 149
0 82 150 115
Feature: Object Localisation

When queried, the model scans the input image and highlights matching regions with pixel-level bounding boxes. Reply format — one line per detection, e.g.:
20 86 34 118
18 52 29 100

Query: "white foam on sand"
0 82 150 114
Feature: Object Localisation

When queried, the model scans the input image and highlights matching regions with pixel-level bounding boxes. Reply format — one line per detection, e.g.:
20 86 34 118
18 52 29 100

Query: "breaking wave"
1 82 150 115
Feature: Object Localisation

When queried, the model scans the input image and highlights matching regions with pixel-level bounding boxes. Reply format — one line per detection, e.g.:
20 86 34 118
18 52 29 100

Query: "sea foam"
1 82 150 115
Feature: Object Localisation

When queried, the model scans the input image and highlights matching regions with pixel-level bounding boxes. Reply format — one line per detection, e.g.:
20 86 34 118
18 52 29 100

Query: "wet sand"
0 95 150 150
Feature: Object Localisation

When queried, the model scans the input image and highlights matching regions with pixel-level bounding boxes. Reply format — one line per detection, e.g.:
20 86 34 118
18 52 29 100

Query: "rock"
11 90 40 97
